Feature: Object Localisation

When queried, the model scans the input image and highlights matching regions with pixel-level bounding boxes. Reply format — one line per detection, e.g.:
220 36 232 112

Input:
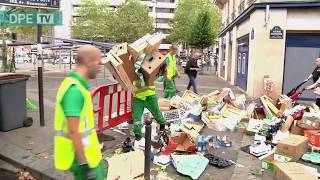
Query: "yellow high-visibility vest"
166 53 176 78
134 80 156 100
54 77 102 170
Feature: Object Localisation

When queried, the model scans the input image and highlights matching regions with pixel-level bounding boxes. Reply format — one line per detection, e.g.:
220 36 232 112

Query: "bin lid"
0 73 30 80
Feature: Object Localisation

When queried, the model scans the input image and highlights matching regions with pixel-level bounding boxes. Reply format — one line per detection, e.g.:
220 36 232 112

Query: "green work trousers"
133 95 166 137
164 78 176 98
70 160 106 180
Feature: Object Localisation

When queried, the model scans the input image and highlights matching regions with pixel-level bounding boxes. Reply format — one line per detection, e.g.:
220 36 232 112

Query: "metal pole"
37 22 45 127
144 119 152 180
69 48 72 70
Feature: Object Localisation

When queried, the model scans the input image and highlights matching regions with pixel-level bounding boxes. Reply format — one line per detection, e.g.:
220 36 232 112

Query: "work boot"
135 134 142 141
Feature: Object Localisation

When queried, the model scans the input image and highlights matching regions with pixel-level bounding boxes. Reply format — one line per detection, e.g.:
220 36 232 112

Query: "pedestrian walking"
304 58 320 107
164 44 180 98
54 45 106 180
185 50 201 94
214 57 218 73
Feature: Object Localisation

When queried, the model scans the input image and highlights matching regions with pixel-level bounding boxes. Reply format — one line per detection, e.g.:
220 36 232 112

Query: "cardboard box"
262 153 277 170
277 134 308 161
275 162 317 180
141 51 166 86
299 112 320 130
273 153 293 162
290 124 304 136
304 130 320 147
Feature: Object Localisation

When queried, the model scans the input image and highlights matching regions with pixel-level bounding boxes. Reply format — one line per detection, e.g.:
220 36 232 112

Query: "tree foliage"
111 0 154 43
71 0 154 43
169 0 221 47
189 10 217 50
71 0 113 41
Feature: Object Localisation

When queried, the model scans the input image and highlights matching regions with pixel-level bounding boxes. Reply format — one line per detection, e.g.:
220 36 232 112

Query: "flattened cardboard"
278 95 292 113
281 115 294 132
181 121 204 133
171 133 197 152
275 162 317 180
181 90 204 108
107 150 145 180
220 103 247 121
277 134 308 161
141 51 166 86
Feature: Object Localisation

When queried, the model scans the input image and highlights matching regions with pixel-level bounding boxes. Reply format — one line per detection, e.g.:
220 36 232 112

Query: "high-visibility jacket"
166 53 176 78
54 77 102 170
134 80 156 101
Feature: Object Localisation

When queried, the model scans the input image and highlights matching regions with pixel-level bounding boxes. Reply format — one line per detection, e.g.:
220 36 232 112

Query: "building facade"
214 0 320 99
54 0 178 49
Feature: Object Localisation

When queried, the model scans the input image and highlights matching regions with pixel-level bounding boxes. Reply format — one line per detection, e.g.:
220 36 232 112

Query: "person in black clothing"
185 51 201 94
304 58 320 106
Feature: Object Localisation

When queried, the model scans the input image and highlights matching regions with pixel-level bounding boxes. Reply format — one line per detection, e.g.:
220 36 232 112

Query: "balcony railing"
238 1 245 14
222 22 225 29
231 10 236 21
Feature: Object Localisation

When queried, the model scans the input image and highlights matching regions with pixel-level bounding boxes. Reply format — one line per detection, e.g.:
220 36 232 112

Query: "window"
149 7 153 12
156 18 169 24
155 28 171 34
170 9 174 13
156 8 170 13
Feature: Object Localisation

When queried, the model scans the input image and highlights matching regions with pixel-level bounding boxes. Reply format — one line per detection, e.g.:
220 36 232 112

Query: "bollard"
144 119 152 180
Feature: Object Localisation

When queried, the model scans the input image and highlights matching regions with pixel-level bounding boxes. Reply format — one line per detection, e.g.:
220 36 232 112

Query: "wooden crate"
141 51 166 86
105 52 136 92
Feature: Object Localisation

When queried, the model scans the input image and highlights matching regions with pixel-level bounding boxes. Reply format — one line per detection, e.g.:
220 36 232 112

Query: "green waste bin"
0 73 32 131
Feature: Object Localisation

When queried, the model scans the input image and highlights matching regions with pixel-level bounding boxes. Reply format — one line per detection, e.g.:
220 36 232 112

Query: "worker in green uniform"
54 45 106 180
132 64 167 140
164 44 180 98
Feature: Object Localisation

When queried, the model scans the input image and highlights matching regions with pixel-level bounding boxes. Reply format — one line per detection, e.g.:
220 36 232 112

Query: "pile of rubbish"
103 34 319 179
108 88 320 179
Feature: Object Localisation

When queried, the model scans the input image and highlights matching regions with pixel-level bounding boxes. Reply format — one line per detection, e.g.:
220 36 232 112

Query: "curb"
0 139 69 180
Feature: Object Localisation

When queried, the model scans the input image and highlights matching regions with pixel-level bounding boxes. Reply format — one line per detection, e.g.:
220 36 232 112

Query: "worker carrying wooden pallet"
105 33 168 140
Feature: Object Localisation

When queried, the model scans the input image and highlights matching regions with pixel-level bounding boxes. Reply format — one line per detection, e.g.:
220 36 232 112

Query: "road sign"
0 0 60 9
0 11 62 26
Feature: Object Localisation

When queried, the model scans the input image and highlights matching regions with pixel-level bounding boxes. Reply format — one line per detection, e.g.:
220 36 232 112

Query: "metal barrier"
91 82 133 134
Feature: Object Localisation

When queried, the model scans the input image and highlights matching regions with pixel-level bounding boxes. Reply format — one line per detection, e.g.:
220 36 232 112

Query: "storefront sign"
0 0 60 9
270 26 283 39
0 11 62 26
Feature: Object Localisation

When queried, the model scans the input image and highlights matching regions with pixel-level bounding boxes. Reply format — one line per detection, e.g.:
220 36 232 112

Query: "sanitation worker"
164 44 180 98
54 45 105 180
132 58 167 141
